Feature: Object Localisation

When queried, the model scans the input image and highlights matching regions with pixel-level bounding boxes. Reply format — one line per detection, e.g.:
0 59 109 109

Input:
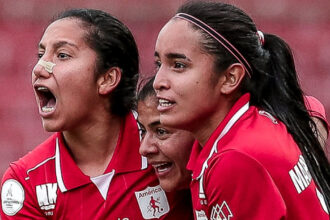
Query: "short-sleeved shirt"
187 94 329 220
1 113 193 219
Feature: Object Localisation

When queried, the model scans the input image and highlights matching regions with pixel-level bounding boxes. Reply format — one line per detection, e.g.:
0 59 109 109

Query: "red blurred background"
0 0 329 178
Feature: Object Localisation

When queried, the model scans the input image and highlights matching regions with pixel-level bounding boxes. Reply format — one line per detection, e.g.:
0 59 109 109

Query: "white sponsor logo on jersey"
1 179 25 216
210 201 233 220
135 185 169 219
195 210 208 220
36 183 58 212
289 155 312 194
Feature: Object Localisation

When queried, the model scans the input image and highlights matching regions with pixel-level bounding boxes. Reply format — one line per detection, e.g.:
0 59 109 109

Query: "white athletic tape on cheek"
37 59 56 73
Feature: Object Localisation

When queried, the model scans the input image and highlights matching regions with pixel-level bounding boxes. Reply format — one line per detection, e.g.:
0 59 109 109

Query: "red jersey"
187 94 329 220
1 113 193 219
304 95 329 134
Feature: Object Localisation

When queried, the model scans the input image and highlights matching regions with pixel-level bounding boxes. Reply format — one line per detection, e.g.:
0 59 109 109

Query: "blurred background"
0 0 329 178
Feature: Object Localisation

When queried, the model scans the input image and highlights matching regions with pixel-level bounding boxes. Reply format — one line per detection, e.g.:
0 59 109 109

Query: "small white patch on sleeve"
1 179 25 216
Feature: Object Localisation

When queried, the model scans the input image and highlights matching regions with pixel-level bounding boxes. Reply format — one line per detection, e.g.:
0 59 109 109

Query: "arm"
1 165 47 219
204 150 286 220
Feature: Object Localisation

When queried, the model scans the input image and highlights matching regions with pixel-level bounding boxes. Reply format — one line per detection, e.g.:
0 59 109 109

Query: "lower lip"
154 164 173 178
39 106 56 118
157 103 175 113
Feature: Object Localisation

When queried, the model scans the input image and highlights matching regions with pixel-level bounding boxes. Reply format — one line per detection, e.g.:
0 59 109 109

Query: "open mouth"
35 86 56 113
158 98 174 107
153 162 173 174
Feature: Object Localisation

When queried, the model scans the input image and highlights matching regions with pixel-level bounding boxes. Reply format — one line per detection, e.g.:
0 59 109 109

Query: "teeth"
159 99 169 104
41 106 54 112
159 99 172 107
157 167 169 173
154 163 167 168
37 86 49 91
153 163 171 173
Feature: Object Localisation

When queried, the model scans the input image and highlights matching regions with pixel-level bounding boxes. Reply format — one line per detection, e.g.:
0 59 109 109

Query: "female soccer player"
137 76 194 219
1 9 181 219
153 1 330 219
138 76 194 192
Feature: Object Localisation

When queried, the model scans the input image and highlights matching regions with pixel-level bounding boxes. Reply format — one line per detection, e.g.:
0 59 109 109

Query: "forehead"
40 18 87 47
137 96 159 123
155 19 202 55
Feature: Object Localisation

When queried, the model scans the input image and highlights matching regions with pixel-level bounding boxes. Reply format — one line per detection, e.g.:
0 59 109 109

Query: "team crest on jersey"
210 201 233 220
1 179 25 216
36 183 58 215
135 185 169 219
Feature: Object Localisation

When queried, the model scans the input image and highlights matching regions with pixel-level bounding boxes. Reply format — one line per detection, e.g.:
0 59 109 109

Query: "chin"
160 181 178 192
42 120 61 132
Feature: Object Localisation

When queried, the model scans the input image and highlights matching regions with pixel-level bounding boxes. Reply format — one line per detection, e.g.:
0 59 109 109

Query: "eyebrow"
39 41 79 51
149 121 161 128
154 51 192 62
137 118 161 129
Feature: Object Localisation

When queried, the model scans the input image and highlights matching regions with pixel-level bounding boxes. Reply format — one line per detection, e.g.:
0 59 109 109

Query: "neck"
192 96 235 146
63 113 123 177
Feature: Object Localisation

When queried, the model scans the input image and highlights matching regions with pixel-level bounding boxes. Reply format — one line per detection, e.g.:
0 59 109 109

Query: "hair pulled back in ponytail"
260 33 330 205
177 0 330 208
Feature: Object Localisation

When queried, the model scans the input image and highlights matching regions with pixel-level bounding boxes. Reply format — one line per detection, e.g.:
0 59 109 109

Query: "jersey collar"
104 112 148 174
187 93 251 180
55 112 147 193
55 132 90 192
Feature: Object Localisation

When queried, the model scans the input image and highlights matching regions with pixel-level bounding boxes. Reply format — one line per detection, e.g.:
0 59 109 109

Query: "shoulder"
204 149 284 199
222 108 302 166
304 95 326 115
304 95 329 133
2 134 57 182
207 150 272 181
203 150 286 218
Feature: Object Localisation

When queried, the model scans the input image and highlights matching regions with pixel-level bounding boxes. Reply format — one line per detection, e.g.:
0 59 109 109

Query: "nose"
32 60 52 79
139 132 159 157
153 67 170 92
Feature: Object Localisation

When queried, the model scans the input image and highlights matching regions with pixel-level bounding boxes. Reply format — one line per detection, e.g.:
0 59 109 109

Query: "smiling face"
153 18 227 143
138 95 194 192
32 18 100 132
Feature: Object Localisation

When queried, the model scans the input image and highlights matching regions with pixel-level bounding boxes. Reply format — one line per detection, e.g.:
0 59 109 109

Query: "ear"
220 63 246 95
97 67 122 95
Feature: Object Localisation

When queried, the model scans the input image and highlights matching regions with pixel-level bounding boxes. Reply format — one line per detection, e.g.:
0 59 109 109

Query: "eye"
156 127 170 139
37 52 44 59
58 52 71 59
138 122 146 139
174 62 185 69
154 60 161 71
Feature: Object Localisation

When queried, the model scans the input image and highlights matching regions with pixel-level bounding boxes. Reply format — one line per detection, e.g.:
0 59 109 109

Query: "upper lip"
156 95 174 103
33 83 54 96
148 161 171 167
33 82 50 91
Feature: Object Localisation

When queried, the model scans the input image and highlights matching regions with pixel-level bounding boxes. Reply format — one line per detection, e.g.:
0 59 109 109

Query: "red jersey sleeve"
204 150 287 219
1 164 46 219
